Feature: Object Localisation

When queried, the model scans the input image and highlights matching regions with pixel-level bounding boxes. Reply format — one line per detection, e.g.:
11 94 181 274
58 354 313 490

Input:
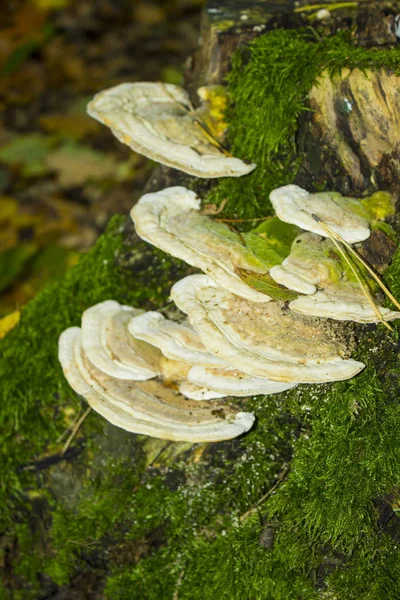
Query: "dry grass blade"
312 215 393 331
61 407 91 455
294 2 358 12
215 216 273 224
328 230 400 312
239 466 289 523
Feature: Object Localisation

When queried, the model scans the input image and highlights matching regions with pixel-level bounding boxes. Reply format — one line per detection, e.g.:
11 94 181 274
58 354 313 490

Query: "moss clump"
208 30 400 223
0 216 188 529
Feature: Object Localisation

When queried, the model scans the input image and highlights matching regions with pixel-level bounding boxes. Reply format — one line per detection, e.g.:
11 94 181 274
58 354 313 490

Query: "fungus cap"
171 274 365 383
289 282 400 323
269 232 343 295
59 327 255 442
270 185 370 244
128 311 225 367
178 381 227 401
187 366 297 397
131 186 272 302
87 82 255 178
81 300 161 380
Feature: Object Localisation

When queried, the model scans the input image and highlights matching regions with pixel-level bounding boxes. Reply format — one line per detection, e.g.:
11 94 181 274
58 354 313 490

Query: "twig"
172 569 185 600
57 408 87 443
294 2 358 12
201 198 228 216
215 216 272 224
239 466 289 523
61 407 91 456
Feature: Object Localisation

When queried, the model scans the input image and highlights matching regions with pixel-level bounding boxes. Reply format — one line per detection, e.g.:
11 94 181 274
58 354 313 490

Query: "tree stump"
3 1 400 599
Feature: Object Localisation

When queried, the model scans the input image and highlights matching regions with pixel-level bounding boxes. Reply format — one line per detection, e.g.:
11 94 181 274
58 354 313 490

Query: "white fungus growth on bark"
87 82 255 178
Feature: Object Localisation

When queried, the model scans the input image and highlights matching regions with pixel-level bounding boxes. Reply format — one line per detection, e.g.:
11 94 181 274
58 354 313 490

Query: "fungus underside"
2 29 400 599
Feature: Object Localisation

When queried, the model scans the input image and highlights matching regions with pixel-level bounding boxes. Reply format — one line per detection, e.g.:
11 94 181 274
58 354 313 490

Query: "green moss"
3 26 400 600
208 30 400 224
0 216 188 528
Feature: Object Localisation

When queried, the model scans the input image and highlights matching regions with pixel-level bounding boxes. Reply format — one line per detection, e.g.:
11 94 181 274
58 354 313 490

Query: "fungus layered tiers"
58 178 400 440
171 275 364 384
56 85 400 442
59 300 316 441
131 186 273 302
59 302 256 442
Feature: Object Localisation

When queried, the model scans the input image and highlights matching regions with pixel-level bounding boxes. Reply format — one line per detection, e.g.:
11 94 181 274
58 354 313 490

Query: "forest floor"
0 0 201 326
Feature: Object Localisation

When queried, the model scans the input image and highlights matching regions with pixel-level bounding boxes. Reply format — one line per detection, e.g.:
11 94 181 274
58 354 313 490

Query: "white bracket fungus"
81 300 161 380
131 186 272 302
289 283 400 323
87 82 255 178
171 274 365 383
270 185 371 244
269 232 344 295
59 327 255 442
267 232 400 324
128 311 225 367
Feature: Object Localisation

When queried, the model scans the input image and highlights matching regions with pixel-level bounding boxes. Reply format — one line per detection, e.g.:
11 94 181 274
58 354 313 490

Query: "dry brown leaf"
46 144 117 187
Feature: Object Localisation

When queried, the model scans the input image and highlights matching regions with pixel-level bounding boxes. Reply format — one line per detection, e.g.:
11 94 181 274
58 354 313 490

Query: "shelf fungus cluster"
269 185 400 324
59 301 256 442
57 85 400 442
59 182 400 441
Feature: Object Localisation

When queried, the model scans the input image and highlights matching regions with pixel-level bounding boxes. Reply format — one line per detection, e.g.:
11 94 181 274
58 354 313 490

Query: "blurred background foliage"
0 0 203 334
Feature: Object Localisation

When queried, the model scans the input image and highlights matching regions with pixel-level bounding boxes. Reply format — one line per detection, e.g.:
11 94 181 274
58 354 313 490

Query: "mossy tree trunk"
3 1 400 599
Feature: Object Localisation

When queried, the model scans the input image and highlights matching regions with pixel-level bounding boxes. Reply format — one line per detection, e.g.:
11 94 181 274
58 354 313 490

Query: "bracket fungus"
268 230 400 324
289 282 400 323
128 310 225 367
81 300 161 380
131 186 273 302
269 232 343 295
87 82 255 178
270 185 371 244
59 323 255 443
171 274 365 384
186 366 297 397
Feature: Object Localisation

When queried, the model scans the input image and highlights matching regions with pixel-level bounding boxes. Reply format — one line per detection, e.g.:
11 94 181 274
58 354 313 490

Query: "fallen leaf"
0 196 18 224
45 142 118 186
33 0 72 11
40 114 101 140
236 268 298 302
133 3 166 25
0 133 56 177
0 310 20 339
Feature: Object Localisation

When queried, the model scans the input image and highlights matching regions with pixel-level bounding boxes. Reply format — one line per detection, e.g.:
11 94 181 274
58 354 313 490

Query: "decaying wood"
307 68 400 192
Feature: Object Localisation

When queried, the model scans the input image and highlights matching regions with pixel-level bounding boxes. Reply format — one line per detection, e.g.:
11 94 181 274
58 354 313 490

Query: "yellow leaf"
32 0 71 11
40 114 100 140
0 310 20 339
0 196 18 223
